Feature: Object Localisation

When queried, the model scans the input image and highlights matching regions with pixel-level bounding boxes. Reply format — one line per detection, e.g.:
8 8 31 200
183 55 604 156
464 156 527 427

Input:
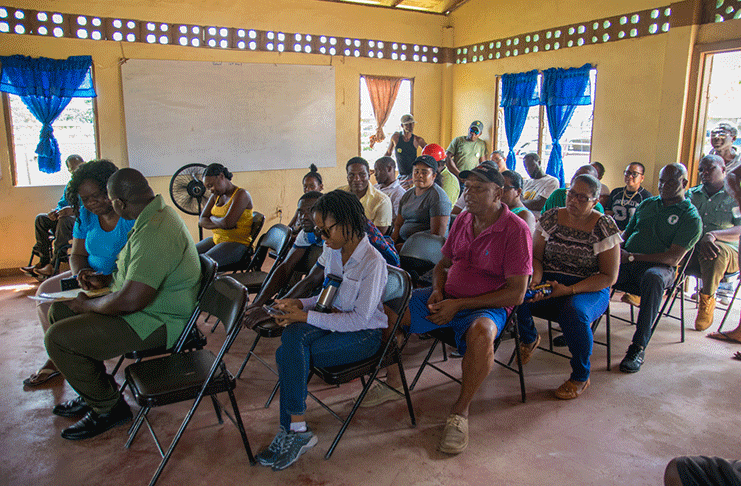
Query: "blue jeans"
517 273 609 382
276 322 382 429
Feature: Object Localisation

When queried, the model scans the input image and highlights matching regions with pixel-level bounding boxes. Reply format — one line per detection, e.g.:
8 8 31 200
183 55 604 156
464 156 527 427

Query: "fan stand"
169 163 208 241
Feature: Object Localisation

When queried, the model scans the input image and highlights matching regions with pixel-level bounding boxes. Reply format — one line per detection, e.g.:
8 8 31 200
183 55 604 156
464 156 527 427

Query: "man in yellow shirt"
339 157 393 234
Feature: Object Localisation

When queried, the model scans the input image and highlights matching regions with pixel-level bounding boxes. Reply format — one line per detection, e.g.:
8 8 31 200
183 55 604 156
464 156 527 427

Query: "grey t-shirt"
399 184 452 241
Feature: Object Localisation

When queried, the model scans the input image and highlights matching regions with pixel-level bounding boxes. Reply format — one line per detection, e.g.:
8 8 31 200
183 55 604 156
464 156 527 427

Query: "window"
697 50 741 160
495 68 597 183
359 77 412 163
5 94 97 187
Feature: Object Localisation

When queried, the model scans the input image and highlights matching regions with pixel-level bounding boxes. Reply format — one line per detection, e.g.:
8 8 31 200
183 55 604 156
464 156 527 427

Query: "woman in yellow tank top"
197 163 254 266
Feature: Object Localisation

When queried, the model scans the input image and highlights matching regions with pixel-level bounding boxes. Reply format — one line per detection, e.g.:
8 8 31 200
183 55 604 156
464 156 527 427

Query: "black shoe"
619 344 645 373
53 396 92 418
61 399 132 441
553 335 567 347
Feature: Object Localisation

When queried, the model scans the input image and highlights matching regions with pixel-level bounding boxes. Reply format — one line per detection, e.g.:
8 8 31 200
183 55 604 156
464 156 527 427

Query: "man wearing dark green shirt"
615 163 702 373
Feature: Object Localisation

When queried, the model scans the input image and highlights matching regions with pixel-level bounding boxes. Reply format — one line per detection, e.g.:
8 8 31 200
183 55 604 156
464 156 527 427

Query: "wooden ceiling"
315 0 473 15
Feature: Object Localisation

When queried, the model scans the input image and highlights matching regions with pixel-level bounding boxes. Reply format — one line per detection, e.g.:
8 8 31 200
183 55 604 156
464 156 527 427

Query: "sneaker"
621 293 641 307
695 293 716 331
619 344 645 373
271 428 318 471
255 426 287 467
358 381 403 408
438 414 468 454
718 294 732 306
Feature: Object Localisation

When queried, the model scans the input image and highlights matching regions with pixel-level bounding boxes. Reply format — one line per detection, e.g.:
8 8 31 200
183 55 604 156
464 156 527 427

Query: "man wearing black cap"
360 163 531 455
385 114 427 189
445 121 488 183
391 155 451 249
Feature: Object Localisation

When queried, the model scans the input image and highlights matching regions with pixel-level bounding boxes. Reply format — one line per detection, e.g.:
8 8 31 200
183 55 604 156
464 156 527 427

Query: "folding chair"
307 265 416 459
611 248 694 343
409 305 527 403
227 223 292 292
109 254 217 388
539 308 612 370
215 211 265 273
124 275 255 486
399 232 445 287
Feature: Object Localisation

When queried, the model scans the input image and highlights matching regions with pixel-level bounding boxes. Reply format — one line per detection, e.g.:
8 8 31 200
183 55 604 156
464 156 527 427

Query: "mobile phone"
263 304 286 316
60 277 81 291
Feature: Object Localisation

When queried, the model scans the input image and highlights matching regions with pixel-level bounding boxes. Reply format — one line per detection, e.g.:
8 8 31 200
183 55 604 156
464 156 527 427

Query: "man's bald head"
658 163 689 203
108 168 155 220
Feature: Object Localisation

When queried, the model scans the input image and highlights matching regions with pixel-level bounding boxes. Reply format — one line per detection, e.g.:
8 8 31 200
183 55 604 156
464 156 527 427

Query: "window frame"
358 74 414 158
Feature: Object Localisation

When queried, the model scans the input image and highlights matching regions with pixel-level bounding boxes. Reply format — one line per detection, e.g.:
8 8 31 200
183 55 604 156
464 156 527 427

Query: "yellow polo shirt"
338 184 393 228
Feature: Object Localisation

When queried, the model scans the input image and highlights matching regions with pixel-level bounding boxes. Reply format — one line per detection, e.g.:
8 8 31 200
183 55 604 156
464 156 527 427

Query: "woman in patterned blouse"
517 174 622 399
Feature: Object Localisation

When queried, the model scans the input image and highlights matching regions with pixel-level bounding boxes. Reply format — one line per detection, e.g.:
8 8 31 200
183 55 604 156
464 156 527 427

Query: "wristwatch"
628 254 635 262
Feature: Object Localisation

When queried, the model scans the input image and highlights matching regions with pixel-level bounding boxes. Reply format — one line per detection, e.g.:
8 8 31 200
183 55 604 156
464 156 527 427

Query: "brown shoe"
695 293 716 331
519 334 541 365
621 293 641 307
438 414 468 454
555 378 590 400
33 263 54 277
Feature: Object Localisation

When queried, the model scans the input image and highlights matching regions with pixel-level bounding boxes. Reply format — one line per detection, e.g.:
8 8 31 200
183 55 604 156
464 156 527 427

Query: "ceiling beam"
443 0 472 15
391 0 405 6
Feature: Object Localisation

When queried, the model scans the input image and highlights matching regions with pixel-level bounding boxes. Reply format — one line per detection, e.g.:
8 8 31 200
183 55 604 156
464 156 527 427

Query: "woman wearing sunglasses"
517 174 621 399
254 190 389 471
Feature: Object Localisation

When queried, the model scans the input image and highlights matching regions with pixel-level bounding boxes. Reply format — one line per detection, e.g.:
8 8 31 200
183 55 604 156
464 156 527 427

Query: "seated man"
44 168 200 440
616 163 702 373
361 164 531 455
521 152 559 218
591 161 611 208
687 155 741 331
606 162 652 231
339 157 393 234
21 154 85 279
373 156 406 221
541 164 606 213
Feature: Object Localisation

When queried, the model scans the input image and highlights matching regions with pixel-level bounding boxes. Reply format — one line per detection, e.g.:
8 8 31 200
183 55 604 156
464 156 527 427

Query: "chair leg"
605 308 611 370
410 338 441 391
717 280 741 333
227 386 255 465
125 406 149 449
236 333 262 379
396 354 416 426
511 318 526 403
211 394 224 424
111 355 125 376
264 380 280 408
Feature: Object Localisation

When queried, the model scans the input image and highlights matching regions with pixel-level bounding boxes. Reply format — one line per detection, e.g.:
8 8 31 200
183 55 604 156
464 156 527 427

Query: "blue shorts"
407 287 507 355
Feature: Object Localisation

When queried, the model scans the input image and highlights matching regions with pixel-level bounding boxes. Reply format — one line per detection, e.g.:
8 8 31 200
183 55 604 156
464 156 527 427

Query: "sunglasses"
315 222 338 239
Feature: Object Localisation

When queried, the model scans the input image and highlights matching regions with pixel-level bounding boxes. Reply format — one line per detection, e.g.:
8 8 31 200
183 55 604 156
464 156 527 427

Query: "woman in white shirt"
255 189 388 471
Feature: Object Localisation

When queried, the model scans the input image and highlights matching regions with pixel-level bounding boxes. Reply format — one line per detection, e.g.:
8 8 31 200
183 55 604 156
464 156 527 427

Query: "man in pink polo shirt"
359 163 532 455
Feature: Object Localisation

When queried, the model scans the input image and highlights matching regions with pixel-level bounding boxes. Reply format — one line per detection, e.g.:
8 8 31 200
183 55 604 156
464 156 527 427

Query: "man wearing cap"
709 122 740 174
361 163 531 456
446 121 488 183
385 114 427 189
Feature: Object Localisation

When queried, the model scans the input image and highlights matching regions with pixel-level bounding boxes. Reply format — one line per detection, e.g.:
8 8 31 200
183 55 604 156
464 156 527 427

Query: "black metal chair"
398 232 445 287
227 223 292 293
540 307 612 370
408 305 527 403
611 248 695 343
215 211 265 273
124 275 255 486
307 265 416 459
109 254 217 388
680 269 741 333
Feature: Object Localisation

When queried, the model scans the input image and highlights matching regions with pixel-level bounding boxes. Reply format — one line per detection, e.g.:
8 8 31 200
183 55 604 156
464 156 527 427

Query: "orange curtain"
364 75 403 148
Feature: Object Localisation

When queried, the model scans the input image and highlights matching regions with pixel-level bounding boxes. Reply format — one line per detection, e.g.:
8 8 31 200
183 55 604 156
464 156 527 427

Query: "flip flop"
23 368 61 387
706 332 741 345
733 352 741 361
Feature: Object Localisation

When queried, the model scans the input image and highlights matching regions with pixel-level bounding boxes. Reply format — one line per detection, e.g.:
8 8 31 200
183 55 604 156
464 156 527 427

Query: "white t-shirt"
522 175 559 217
375 180 406 220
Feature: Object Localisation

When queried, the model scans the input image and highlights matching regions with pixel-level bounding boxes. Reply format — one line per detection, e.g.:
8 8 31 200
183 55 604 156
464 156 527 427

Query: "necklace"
620 187 640 207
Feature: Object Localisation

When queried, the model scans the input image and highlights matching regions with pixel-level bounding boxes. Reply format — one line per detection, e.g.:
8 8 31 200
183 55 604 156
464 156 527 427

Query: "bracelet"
571 286 576 295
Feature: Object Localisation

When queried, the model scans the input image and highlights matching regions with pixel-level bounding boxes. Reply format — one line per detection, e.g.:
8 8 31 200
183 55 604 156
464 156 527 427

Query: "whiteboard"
121 59 336 177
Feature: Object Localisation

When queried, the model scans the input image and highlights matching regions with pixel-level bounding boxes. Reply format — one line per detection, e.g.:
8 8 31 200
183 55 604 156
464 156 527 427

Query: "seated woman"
197 163 254 266
501 170 536 234
255 190 388 471
288 164 324 234
517 174 621 399
391 155 451 250
23 160 136 387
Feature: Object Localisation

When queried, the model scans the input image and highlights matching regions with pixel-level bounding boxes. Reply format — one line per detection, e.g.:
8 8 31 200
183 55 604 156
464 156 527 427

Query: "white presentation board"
121 59 336 177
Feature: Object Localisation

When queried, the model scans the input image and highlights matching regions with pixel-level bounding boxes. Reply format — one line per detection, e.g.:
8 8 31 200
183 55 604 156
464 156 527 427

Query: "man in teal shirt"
686 155 741 331
45 168 200 440
615 163 702 373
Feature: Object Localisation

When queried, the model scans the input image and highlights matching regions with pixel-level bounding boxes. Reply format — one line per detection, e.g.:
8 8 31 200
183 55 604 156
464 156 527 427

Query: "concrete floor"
1 273 739 486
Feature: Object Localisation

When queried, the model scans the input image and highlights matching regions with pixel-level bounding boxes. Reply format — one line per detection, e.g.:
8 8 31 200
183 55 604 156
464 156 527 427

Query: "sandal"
519 334 541 365
555 378 590 400
23 368 61 387
733 352 741 361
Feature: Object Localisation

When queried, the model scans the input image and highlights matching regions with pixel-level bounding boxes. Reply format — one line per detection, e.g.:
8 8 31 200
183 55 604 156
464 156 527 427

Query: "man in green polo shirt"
615 163 702 373
45 168 200 440
686 155 741 331
445 121 488 184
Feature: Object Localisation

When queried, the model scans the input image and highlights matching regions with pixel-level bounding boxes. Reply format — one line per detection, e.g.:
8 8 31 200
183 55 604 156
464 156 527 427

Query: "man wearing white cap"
385 114 427 189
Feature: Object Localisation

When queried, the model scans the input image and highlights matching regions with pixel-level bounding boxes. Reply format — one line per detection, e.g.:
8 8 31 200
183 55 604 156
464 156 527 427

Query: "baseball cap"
401 114 415 124
459 163 501 183
412 155 438 171
469 120 483 134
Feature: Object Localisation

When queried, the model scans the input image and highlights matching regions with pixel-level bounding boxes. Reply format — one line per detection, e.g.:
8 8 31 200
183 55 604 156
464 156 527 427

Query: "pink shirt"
442 206 533 299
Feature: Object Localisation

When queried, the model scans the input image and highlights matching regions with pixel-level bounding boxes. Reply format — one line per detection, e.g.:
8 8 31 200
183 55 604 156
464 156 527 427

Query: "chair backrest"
249 223 292 271
382 265 412 321
292 244 324 276
197 254 218 300
399 232 445 266
199 275 249 337
249 211 265 246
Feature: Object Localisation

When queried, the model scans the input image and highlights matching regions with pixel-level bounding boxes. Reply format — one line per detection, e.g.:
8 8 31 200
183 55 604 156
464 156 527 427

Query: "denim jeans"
517 273 610 382
276 322 382 429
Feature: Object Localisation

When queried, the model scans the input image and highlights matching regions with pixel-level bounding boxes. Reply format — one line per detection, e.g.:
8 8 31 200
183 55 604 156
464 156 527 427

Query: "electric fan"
169 163 208 240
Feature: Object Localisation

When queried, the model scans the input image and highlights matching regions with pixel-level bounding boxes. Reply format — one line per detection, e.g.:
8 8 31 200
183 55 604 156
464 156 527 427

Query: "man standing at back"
45 168 200 440
616 163 702 373
446 121 488 185
339 157 393 234
709 122 740 174
521 153 559 218
385 114 427 189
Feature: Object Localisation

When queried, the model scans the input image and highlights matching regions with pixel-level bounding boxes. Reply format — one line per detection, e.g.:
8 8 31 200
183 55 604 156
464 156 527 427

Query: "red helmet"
422 143 446 162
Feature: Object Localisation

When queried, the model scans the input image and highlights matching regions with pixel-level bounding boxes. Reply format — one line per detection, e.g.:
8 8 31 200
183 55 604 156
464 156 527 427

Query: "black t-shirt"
608 186 652 230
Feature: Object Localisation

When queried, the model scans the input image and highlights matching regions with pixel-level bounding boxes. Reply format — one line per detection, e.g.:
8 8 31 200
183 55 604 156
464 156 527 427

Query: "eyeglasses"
315 222 338 239
566 190 595 203
80 190 108 204
502 185 516 191
624 170 644 178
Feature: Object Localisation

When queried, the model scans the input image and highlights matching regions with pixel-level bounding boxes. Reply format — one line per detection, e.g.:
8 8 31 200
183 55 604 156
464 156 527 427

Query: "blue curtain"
0 55 96 173
500 70 540 171
540 63 592 187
